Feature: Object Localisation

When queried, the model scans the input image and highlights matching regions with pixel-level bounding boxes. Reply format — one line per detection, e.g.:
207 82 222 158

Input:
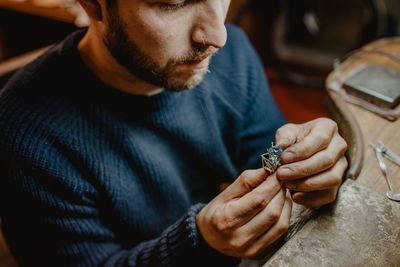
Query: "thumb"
219 168 269 201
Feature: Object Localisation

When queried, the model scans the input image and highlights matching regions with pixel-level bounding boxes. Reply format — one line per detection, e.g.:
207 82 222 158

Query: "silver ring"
261 142 283 174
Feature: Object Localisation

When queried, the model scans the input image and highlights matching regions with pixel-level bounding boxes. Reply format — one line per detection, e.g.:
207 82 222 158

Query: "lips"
181 56 210 69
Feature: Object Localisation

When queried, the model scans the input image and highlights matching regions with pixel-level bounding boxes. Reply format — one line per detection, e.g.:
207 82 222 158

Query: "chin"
165 69 208 92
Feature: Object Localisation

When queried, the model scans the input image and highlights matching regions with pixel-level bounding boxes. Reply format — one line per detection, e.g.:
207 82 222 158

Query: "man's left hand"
275 118 348 207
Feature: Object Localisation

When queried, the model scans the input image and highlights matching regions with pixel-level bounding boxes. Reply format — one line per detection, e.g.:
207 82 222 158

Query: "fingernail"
292 194 303 203
277 139 291 149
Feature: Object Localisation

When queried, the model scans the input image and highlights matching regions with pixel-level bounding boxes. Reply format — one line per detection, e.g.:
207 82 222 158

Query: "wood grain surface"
263 179 400 266
326 37 400 198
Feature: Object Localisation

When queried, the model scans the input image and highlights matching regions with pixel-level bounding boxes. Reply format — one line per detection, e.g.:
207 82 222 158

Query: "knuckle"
268 210 281 223
329 119 338 132
324 166 345 189
333 173 343 186
211 215 223 231
214 219 230 232
228 237 248 250
239 170 258 190
239 170 252 186
320 118 338 131
277 221 290 234
326 153 337 167
276 123 295 137
319 153 336 171
330 176 342 188
317 132 332 145
339 137 348 152
305 179 317 189
252 193 268 209
243 247 260 259
211 212 232 233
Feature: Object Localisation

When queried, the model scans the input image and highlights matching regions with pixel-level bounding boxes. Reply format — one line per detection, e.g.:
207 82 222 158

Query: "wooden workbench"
258 37 400 267
326 37 400 196
0 0 75 23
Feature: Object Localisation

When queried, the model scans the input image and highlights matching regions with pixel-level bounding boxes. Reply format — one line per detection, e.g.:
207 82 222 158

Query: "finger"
236 188 286 244
242 190 293 259
275 123 303 150
277 133 347 181
219 173 282 230
275 118 334 149
284 156 348 192
292 187 339 207
279 119 338 164
219 169 268 201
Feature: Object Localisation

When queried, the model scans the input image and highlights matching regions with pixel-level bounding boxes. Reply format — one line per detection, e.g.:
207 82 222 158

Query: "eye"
159 1 186 11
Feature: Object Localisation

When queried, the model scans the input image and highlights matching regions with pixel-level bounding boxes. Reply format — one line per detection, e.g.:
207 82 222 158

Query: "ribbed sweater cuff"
165 203 240 266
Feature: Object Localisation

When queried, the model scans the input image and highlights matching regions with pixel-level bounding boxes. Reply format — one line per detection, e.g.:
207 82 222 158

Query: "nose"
191 2 227 49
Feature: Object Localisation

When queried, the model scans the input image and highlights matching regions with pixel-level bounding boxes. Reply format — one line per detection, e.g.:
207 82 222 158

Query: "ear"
78 0 103 21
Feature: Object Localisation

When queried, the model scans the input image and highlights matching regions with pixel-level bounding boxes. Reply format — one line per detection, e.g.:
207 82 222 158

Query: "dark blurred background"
227 0 400 122
1 0 400 122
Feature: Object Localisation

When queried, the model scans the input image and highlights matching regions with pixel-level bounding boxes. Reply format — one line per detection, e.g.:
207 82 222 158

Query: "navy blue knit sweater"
0 25 286 266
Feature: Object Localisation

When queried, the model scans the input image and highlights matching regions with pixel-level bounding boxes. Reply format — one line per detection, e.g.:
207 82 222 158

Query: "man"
0 0 347 266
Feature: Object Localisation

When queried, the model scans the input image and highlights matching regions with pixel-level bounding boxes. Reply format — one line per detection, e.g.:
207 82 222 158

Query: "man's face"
103 0 231 92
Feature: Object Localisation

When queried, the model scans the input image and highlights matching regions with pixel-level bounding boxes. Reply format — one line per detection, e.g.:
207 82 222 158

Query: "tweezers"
370 141 400 166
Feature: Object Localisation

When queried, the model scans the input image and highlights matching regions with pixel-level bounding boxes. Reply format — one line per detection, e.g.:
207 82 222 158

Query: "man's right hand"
196 169 292 259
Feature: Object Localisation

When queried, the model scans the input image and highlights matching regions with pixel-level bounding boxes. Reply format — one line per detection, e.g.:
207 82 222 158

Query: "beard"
103 13 218 92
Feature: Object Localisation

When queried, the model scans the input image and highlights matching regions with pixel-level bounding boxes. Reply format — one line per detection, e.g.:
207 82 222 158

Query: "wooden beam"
0 45 52 78
0 0 75 23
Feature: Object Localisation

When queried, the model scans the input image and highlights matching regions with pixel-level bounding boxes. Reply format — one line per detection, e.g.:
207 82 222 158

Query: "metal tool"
370 141 400 201
375 141 400 166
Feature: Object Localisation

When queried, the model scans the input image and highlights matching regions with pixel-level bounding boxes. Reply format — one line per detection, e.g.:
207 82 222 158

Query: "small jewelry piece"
261 142 283 174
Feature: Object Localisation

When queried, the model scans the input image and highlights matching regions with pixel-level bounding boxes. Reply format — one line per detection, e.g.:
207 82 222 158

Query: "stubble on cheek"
103 10 218 92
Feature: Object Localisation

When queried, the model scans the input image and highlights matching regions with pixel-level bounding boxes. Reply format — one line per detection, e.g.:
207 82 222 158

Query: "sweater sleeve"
0 152 239 267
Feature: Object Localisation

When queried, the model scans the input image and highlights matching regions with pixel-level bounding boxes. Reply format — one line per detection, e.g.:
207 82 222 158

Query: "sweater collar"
58 28 199 112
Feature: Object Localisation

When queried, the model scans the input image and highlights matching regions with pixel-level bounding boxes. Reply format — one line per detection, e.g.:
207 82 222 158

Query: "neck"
77 26 164 96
